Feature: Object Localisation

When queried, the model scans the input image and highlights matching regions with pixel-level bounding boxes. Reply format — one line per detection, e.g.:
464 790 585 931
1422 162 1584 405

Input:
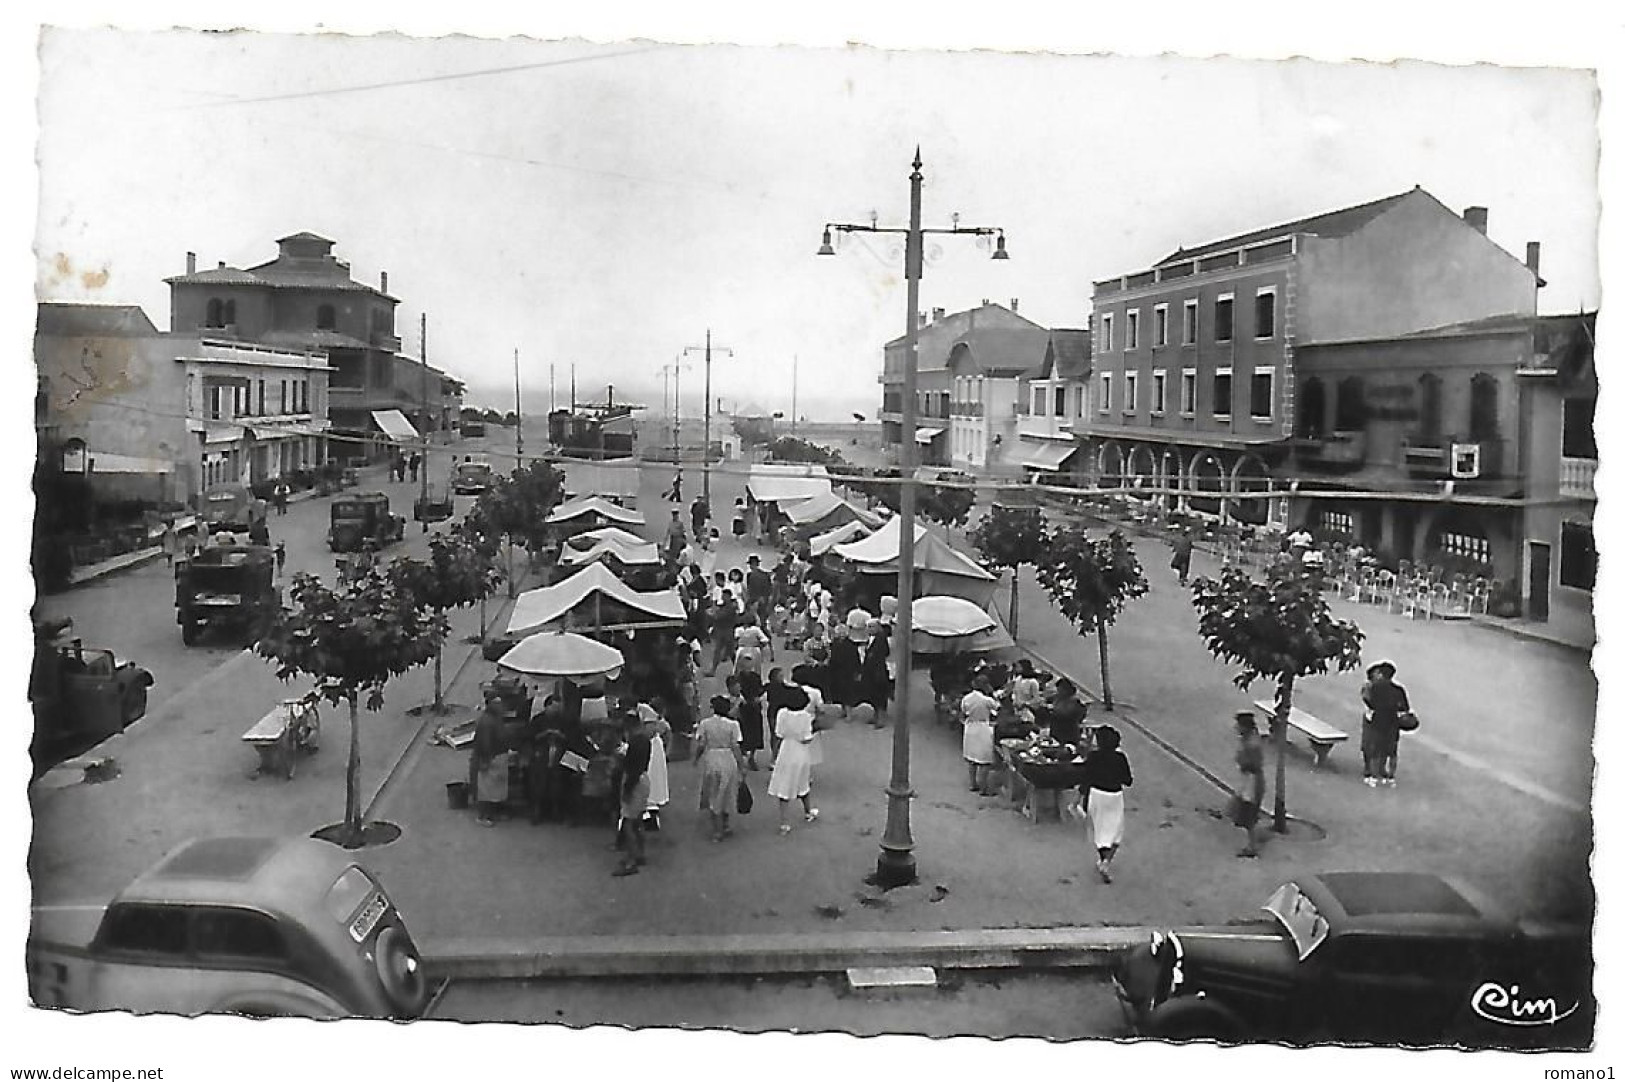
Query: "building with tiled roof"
166 233 461 455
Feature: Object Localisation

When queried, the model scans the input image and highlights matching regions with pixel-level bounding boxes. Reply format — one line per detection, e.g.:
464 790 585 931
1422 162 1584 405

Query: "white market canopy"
913 426 946 445
833 515 997 606
560 459 639 501
546 495 646 526
371 409 420 443
507 561 686 636
560 537 662 567
809 518 871 556
574 526 651 548
746 463 832 505
783 488 882 529
498 631 625 681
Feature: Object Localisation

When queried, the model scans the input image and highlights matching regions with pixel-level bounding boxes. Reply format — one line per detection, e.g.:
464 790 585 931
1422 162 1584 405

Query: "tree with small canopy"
970 502 1050 639
1189 557 1364 833
257 569 447 847
388 533 503 714
1035 526 1149 710
473 460 565 597
452 510 505 641
918 482 975 538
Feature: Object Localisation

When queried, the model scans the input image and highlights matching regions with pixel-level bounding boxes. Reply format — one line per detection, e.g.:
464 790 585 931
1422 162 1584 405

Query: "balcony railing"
1561 455 1597 499
1294 429 1367 469
372 332 402 351
949 401 984 418
1404 437 1504 480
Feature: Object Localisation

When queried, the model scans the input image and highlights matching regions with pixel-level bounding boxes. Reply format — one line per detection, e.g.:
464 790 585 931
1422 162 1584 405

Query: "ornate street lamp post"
819 149 1008 887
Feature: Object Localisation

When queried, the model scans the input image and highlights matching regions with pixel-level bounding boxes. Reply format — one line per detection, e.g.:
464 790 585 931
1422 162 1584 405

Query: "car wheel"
375 924 429 1017
1144 998 1245 1042
180 621 200 646
122 685 148 725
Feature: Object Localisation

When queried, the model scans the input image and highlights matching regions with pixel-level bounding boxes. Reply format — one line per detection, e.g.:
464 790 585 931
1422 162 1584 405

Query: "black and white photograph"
7 5 1620 1077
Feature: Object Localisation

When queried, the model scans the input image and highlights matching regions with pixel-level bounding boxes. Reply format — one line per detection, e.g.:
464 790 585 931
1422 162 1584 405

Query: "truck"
327 492 406 552
27 835 432 1019
175 544 280 646
28 618 154 772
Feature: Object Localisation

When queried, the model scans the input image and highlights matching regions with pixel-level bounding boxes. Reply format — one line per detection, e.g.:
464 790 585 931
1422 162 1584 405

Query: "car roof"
114 836 361 914
1301 872 1517 937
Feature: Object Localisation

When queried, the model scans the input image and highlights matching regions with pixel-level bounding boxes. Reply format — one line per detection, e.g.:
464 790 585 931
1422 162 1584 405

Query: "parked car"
327 492 406 552
452 457 496 496
1112 872 1592 1048
27 836 431 1019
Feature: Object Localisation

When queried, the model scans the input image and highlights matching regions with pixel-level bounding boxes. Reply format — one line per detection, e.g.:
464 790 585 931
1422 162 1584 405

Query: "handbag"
1396 711 1420 732
736 777 754 815
1226 792 1259 828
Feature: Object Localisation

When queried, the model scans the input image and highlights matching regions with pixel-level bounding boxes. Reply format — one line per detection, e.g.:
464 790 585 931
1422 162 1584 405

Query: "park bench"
242 699 320 779
1253 699 1348 768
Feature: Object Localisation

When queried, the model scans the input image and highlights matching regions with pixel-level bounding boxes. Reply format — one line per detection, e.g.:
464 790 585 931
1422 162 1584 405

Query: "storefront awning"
1019 440 1078 471
88 451 173 474
914 427 946 444
204 425 244 445
371 409 420 443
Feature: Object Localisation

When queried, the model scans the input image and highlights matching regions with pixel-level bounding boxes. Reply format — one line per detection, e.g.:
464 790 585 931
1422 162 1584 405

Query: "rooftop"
1157 188 1415 266
36 302 160 338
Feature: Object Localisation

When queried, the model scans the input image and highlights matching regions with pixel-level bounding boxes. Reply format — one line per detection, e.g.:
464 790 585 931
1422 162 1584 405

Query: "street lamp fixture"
818 148 1008 890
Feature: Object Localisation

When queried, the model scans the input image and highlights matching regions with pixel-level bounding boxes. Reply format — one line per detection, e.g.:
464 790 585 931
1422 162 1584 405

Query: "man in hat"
1233 711 1266 856
745 554 773 626
1360 661 1411 788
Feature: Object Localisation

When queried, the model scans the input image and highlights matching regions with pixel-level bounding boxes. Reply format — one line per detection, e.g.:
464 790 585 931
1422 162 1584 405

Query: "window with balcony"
316 304 336 331
1032 387 1046 416
1561 521 1595 591
1213 368 1233 419
257 379 266 416
1563 396 1597 457
1126 310 1140 350
1254 288 1277 339
1250 366 1275 419
1151 370 1167 414
279 380 288 414
1183 299 1198 345
205 298 225 328
1123 372 1138 414
1298 376 1327 438
1053 386 1066 416
1098 373 1112 413
1335 376 1367 430
1154 305 1169 347
1180 369 1197 415
224 300 236 326
1416 374 1443 446
1215 295 1235 343
1468 373 1500 441
1102 314 1114 352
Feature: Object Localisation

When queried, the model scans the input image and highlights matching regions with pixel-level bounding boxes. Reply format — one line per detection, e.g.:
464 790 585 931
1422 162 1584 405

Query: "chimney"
931 307 946 322
185 251 196 275
380 270 389 293
917 310 927 328
217 261 226 269
1010 297 1020 313
1525 241 1541 277
1463 206 1488 234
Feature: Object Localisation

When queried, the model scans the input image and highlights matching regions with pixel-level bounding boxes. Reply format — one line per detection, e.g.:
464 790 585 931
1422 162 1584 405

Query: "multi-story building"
1082 187 1542 527
1014 328 1092 479
1290 310 1594 628
879 301 1063 475
35 302 331 505
165 231 451 460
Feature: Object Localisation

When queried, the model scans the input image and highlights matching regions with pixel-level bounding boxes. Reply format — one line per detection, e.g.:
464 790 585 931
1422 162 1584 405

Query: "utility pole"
818 150 1008 889
419 312 429 532
791 353 799 437
684 329 733 502
550 364 556 415
514 348 523 467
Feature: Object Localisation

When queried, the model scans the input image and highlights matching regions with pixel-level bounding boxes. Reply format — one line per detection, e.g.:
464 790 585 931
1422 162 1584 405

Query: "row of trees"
257 459 565 847
970 502 1363 832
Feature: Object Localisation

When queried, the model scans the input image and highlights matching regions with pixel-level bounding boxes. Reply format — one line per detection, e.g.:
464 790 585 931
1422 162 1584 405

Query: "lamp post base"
870 846 918 890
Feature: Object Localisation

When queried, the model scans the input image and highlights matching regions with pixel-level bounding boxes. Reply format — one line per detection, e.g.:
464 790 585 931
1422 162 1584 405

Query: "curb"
1466 615 1591 657
420 927 1144 981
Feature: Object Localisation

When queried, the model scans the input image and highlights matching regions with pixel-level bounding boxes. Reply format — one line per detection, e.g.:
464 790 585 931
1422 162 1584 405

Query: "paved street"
27 451 1597 1009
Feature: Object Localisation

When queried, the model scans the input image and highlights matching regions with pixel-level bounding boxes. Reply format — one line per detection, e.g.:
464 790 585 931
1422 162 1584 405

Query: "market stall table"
995 738 1090 823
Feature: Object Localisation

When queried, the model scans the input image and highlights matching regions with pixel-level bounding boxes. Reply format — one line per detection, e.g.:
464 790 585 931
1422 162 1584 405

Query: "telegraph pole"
419 312 429 531
684 329 733 502
514 348 523 466
791 353 799 436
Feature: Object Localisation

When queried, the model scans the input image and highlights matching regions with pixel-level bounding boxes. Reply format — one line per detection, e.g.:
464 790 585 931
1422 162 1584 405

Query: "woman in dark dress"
827 624 862 713
735 669 767 771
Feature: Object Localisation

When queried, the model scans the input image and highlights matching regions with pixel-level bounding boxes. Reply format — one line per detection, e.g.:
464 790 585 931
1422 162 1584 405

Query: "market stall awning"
832 515 997 605
87 450 173 474
1019 439 1079 471
809 518 871 556
560 537 662 567
909 595 1015 655
507 561 686 637
746 463 832 504
783 489 882 528
914 426 946 444
371 409 419 443
546 496 646 526
574 526 651 548
560 459 639 501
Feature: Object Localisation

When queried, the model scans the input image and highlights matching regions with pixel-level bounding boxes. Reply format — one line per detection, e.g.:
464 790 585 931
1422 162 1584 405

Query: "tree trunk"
1009 568 1021 640
1097 615 1114 710
344 692 362 845
432 643 445 712
478 593 488 639
1271 674 1294 834
506 539 516 599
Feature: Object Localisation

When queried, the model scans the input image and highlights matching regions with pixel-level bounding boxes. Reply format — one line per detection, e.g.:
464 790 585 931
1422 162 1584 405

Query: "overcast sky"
34 29 1599 420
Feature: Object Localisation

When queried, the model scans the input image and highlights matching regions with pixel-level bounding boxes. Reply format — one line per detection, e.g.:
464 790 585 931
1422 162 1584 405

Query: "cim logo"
1470 980 1579 1027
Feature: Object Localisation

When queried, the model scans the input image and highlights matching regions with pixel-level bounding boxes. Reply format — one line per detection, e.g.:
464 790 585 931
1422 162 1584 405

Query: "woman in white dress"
693 695 746 842
1079 725 1134 884
766 686 819 835
959 677 999 794
637 701 671 831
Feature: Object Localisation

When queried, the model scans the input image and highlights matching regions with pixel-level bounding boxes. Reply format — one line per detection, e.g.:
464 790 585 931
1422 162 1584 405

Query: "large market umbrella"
497 630 625 680
908 595 1016 655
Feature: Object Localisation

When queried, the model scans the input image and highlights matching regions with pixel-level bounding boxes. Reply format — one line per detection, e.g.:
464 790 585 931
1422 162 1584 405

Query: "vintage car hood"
1172 921 1302 985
